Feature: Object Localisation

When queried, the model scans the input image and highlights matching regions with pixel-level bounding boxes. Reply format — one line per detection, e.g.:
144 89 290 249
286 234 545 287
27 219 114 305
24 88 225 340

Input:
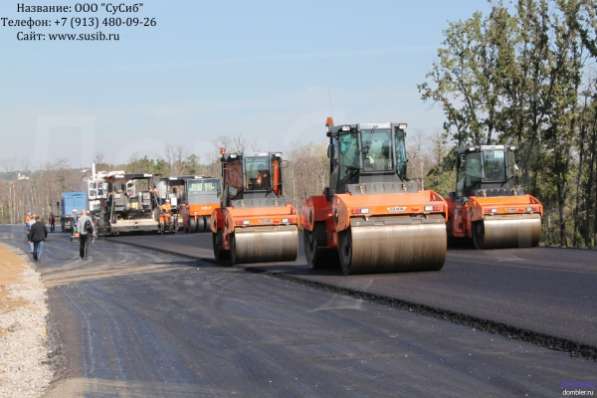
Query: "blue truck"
60 192 88 232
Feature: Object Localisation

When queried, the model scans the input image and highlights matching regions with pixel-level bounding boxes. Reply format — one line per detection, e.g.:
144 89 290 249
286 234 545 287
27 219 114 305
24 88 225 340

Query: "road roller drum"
473 214 541 249
234 225 298 263
338 215 447 275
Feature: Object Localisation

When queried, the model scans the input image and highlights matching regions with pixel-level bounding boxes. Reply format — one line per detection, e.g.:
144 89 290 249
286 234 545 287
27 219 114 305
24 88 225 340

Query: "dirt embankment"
0 243 52 398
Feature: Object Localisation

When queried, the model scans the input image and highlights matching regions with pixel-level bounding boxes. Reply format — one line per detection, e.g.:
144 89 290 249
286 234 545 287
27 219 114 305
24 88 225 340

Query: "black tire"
228 233 237 266
203 217 209 233
304 228 339 270
472 221 485 250
197 217 206 233
338 229 353 275
189 218 197 233
212 232 234 266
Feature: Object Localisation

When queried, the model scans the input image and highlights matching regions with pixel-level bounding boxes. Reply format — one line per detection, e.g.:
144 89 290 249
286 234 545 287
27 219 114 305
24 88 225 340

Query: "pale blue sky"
0 1 491 169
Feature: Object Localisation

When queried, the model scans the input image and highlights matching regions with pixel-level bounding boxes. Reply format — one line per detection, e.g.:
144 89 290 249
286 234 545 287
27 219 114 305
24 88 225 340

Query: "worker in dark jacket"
28 215 48 261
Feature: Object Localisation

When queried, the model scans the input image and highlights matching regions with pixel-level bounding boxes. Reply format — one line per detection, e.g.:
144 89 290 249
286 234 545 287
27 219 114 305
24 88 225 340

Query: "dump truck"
446 145 543 249
301 118 448 275
60 192 88 232
95 173 160 235
211 150 298 265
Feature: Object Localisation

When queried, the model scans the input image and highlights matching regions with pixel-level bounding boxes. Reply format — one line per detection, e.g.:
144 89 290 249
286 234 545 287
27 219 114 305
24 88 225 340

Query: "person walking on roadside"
49 212 56 233
77 210 96 259
28 215 48 262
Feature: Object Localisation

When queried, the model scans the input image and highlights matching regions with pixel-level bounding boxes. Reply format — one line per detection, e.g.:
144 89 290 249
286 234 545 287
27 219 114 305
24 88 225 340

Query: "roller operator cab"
447 145 543 249
301 118 448 275
211 151 299 265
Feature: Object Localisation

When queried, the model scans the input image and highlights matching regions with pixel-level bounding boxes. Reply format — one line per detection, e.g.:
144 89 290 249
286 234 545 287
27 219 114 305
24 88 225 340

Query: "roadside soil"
0 243 52 398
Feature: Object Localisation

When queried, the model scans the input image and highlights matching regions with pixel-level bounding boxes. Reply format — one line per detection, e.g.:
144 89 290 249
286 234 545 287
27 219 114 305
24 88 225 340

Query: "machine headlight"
360 208 369 214
491 208 497 214
242 220 250 225
282 218 289 224
424 205 433 212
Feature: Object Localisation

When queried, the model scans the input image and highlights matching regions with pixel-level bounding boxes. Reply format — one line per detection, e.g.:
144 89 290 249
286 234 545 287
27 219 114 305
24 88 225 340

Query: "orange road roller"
211 150 299 265
447 145 543 249
301 118 448 275
183 177 221 233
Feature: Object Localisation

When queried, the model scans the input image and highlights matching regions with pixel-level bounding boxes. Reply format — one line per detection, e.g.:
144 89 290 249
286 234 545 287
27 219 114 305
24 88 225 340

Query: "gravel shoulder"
0 243 52 398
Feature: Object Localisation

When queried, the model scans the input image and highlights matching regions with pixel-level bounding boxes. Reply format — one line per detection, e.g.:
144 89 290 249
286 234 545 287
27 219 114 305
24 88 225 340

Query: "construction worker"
25 212 36 231
28 215 48 262
77 210 96 259
49 212 56 233
159 199 172 233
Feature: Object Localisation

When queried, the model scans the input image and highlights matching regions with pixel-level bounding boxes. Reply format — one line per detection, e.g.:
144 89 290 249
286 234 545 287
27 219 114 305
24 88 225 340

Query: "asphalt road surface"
113 232 597 349
1 225 596 397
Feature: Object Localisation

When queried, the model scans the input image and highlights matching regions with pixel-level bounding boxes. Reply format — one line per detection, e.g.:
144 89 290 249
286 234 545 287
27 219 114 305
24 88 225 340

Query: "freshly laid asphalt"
110 232 597 349
0 225 595 397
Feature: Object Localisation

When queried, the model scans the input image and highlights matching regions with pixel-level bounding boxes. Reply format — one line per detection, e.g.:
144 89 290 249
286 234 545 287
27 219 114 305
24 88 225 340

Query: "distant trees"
0 162 84 224
284 143 328 201
419 0 596 247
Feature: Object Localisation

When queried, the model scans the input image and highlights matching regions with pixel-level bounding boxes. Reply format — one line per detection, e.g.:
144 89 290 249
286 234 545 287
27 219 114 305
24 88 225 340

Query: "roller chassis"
447 194 543 249
211 203 299 265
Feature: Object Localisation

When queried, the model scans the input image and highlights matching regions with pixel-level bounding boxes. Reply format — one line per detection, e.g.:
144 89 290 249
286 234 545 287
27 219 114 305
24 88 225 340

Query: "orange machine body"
188 202 219 219
302 190 448 250
212 203 298 251
447 194 543 239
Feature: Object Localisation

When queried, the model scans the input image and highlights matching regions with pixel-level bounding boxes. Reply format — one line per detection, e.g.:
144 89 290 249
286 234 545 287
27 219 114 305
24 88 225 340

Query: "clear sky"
0 1 491 169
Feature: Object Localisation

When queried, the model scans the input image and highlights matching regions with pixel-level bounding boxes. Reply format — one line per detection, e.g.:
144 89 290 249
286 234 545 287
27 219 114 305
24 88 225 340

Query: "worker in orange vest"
24 212 32 230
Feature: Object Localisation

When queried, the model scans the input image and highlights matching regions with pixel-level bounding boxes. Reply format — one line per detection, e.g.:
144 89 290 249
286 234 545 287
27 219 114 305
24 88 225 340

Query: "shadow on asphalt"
150 260 201 268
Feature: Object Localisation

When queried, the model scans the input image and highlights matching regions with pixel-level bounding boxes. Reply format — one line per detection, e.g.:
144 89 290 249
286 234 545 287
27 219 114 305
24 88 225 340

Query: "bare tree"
165 145 186 176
